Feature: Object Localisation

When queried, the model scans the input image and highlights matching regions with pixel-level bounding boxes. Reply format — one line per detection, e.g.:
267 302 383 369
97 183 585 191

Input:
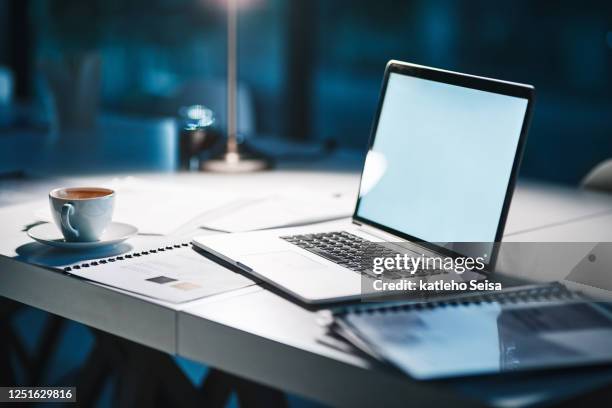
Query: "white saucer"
27 222 138 250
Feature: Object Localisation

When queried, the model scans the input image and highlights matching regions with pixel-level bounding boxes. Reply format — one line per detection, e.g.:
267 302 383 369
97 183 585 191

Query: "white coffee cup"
49 187 115 242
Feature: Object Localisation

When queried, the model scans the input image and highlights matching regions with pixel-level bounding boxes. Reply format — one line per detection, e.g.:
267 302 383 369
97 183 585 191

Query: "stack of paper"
326 284 612 379
198 187 355 233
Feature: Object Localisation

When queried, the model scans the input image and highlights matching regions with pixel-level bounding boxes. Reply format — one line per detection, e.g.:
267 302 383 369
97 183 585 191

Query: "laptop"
193 60 535 304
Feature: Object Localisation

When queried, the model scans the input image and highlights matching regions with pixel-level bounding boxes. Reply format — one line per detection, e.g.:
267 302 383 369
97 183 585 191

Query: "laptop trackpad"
241 251 328 272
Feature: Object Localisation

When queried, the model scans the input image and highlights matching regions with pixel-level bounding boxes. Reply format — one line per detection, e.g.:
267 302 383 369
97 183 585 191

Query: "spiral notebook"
61 243 255 304
331 283 612 379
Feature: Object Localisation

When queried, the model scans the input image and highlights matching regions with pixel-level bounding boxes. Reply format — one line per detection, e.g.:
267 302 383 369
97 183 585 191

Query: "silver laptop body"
193 60 535 304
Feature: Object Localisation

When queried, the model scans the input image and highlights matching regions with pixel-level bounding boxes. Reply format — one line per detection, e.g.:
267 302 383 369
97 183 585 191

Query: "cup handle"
60 203 79 239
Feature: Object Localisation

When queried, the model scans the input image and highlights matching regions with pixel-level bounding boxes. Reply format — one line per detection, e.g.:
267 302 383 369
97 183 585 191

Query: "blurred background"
0 0 610 182
1 1 611 406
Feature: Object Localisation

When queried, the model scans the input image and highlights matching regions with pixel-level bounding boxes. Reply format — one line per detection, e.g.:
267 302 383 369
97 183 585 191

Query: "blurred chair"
165 79 255 137
76 330 200 407
0 299 68 387
200 368 288 408
0 299 24 386
24 113 179 174
74 330 288 407
95 114 179 171
581 159 612 193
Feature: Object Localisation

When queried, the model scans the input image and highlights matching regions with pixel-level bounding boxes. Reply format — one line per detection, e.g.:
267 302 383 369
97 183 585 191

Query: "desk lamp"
202 0 271 172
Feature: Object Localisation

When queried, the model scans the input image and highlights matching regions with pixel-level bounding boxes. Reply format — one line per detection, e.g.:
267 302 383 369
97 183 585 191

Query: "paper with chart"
63 246 255 303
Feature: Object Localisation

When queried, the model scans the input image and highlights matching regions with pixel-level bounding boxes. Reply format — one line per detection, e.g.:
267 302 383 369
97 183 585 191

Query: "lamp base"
201 148 271 173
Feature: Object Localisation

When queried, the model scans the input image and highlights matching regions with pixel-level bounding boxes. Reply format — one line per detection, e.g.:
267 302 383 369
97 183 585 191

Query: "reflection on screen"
357 72 529 243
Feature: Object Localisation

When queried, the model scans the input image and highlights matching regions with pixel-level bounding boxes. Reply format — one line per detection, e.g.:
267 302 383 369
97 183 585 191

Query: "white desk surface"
2 170 612 407
503 181 612 236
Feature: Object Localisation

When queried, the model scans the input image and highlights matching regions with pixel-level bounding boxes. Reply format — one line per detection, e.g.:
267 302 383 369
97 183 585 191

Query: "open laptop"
193 60 535 304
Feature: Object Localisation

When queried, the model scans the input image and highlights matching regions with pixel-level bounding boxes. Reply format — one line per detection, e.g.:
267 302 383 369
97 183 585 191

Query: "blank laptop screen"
356 72 529 243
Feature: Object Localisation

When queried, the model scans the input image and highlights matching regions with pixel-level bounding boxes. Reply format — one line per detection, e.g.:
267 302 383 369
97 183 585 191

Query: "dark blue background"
1 0 611 183
1 2 612 406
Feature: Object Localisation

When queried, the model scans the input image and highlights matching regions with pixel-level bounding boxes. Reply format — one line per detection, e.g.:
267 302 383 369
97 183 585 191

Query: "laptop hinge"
355 222 412 243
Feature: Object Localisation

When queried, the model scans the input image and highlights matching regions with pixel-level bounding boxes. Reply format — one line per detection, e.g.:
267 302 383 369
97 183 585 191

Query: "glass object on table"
178 105 220 171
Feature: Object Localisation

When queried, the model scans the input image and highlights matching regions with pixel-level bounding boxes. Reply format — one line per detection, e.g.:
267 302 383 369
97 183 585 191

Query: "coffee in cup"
49 187 115 242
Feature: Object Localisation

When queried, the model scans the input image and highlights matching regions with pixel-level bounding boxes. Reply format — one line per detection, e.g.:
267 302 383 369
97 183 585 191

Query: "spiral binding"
338 283 577 316
63 242 191 272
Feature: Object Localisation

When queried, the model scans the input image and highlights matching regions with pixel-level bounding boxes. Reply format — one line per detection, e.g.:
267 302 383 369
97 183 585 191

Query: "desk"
2 169 612 407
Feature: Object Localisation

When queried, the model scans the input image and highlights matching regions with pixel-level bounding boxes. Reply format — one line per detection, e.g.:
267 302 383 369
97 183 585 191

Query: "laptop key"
282 231 445 278
307 247 343 264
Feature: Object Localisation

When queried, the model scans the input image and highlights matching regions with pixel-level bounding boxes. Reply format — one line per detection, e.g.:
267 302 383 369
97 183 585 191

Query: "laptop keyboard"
280 231 444 279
